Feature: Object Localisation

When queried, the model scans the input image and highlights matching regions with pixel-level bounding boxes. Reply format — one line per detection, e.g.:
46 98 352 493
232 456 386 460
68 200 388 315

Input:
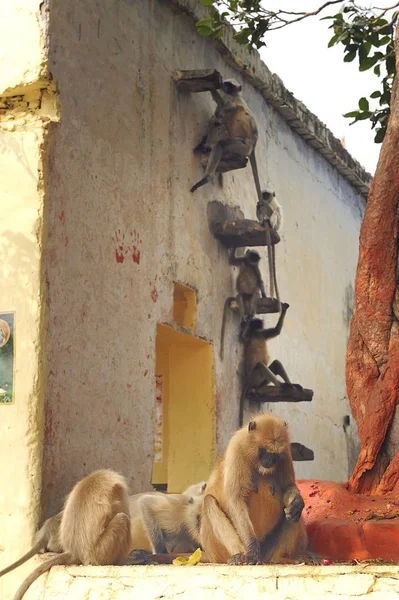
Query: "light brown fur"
12 469 131 600
190 79 262 203
131 493 202 554
0 513 63 578
200 413 307 564
2 480 206 581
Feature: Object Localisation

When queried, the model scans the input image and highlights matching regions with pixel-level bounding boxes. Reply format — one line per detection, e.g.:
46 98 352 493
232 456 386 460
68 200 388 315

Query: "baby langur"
0 513 63 578
130 492 203 555
240 306 300 426
12 470 131 600
256 189 283 233
200 413 307 564
220 250 266 360
190 79 262 202
256 189 283 308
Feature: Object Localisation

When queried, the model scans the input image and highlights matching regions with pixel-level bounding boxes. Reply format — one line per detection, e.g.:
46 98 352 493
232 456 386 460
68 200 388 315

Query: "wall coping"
173 0 373 199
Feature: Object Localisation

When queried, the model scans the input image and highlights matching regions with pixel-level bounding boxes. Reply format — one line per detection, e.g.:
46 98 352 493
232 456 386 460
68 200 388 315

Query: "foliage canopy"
197 0 398 143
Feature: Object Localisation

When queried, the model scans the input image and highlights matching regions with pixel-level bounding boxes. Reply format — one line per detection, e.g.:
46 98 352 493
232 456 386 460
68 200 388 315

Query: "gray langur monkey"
256 189 283 233
0 480 208 581
190 79 262 203
239 307 301 426
256 189 283 309
220 250 266 360
0 513 63 578
131 492 203 555
11 470 132 600
200 413 307 564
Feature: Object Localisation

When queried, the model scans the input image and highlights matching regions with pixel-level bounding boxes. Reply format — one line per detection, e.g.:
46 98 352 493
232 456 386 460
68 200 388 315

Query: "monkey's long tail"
272 245 281 312
239 384 249 427
13 552 73 600
220 297 235 360
265 222 275 301
0 540 45 578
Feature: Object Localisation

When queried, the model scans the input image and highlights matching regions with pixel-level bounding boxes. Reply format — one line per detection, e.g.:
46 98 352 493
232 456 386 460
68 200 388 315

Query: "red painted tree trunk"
347 28 399 495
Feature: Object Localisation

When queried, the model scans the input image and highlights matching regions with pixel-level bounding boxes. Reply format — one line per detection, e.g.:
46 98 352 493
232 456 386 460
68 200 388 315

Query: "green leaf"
358 97 369 111
328 34 339 47
370 91 381 99
196 17 214 26
355 111 372 120
359 55 379 71
374 64 381 76
374 127 386 143
201 0 215 5
377 36 391 47
344 50 357 62
196 25 214 36
343 111 361 118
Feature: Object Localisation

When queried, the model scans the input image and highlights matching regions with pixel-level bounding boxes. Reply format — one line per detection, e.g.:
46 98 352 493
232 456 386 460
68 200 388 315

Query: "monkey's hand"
228 543 260 565
245 539 261 564
284 491 305 523
281 302 290 312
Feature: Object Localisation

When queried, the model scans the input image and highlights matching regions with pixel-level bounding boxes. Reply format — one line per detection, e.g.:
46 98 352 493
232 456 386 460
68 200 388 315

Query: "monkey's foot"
228 553 247 565
126 549 154 565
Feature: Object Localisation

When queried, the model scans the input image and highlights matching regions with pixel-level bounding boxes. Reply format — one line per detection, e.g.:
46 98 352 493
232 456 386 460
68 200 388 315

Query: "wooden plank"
227 296 280 315
200 151 248 173
291 442 314 462
172 69 223 93
246 385 313 402
213 219 280 248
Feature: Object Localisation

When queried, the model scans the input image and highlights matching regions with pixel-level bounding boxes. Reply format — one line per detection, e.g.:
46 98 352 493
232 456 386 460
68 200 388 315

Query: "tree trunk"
347 26 399 495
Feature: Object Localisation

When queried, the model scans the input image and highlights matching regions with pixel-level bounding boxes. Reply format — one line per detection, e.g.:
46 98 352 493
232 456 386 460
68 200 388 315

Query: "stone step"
24 563 399 600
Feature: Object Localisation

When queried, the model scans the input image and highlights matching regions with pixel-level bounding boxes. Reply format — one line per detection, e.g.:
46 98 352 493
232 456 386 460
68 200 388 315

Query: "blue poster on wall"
0 312 15 404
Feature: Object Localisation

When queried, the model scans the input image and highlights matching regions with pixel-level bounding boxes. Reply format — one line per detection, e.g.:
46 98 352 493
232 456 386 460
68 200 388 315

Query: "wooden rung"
200 151 248 173
291 442 314 462
256 297 281 314
227 296 280 315
213 219 280 248
245 385 313 402
172 69 223 93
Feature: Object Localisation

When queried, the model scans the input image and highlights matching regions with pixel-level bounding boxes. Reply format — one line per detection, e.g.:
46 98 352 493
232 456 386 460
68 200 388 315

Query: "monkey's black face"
258 448 279 471
222 80 242 95
247 251 261 264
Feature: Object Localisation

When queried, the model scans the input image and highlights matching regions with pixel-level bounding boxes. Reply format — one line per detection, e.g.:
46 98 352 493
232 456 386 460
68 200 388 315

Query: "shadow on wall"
0 230 39 306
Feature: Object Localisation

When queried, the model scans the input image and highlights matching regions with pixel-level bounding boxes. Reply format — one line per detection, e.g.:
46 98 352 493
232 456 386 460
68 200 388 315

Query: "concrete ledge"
25 563 399 599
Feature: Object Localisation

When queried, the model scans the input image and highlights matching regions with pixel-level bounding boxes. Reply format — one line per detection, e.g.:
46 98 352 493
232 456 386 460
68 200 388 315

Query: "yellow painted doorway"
152 324 215 493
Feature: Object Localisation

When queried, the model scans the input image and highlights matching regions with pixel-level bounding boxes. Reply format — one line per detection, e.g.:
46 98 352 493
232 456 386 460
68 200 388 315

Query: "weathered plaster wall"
0 5 58 599
40 0 364 517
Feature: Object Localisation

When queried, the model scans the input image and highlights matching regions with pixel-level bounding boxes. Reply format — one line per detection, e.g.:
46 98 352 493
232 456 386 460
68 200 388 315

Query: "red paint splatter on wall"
59 211 65 225
65 236 69 247
130 230 142 265
144 370 148 377
112 230 129 264
150 275 158 303
112 229 142 265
